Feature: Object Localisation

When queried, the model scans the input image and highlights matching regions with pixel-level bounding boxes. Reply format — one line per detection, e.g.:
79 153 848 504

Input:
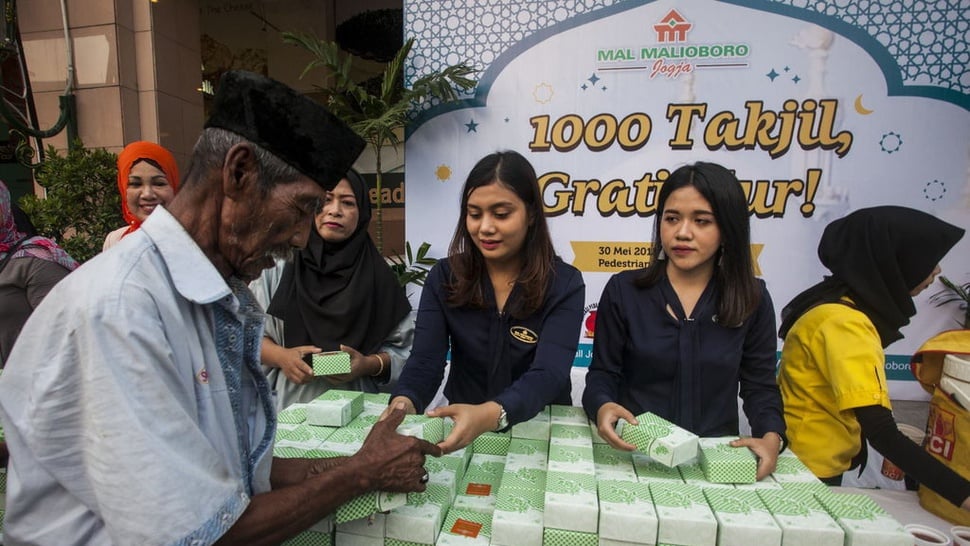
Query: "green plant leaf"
285 32 477 253
931 275 970 329
17 141 123 263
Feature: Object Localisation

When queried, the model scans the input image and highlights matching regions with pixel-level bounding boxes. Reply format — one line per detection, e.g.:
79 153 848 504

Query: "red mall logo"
654 9 692 43
583 304 598 339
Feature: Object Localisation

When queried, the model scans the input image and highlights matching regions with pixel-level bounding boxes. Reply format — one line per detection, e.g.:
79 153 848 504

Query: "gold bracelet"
370 353 386 377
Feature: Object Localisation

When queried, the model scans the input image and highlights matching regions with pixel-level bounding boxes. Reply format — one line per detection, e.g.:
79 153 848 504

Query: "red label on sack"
928 405 956 461
451 518 483 537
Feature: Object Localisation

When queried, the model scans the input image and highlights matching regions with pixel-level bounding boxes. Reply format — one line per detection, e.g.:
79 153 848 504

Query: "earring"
657 248 666 261
717 246 724 267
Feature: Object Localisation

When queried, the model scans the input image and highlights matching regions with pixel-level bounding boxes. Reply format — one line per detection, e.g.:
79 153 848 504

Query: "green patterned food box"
464 453 506 485
336 490 408 524
632 452 684 483
436 448 472 493
598 479 657 544
275 422 307 442
599 538 652 546
398 415 445 443
272 439 323 458
699 437 757 484
703 487 781 546
678 461 734 489
505 438 548 471
425 454 465 500
616 413 698 468
337 512 386 538
318 426 369 455
512 407 550 441
456 469 501 514
546 444 595 475
441 447 472 485
436 507 492 545
812 492 910 546
549 404 588 425
592 444 637 482
734 474 782 490
453 492 496 515
280 530 333 546
334 531 382 545
386 483 452 544
756 489 844 546
277 403 309 424
490 486 544 546
347 413 381 429
771 452 826 488
542 527 597 546
649 482 718 546
312 350 351 375
777 481 831 496
385 539 426 546
363 392 390 405
542 470 599 533
307 390 364 427
295 423 338 442
500 466 547 491
549 423 592 447
471 430 511 456
589 420 608 445
309 515 333 534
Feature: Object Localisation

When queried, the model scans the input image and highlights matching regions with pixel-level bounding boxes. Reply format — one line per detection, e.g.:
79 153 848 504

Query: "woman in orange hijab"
102 141 179 250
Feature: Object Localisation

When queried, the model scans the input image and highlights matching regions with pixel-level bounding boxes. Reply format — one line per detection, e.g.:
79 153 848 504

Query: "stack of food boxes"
273 398 912 546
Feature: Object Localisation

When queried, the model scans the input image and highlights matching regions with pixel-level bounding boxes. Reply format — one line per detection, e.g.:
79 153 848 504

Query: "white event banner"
403 0 970 400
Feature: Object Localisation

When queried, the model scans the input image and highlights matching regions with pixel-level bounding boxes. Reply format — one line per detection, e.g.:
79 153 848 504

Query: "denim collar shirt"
0 207 276 546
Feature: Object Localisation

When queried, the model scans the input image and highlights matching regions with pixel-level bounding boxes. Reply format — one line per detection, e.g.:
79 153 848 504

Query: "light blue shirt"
0 207 275 546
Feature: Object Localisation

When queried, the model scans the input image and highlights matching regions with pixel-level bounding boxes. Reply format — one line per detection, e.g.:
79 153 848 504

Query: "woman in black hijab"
251 169 412 409
777 206 969 508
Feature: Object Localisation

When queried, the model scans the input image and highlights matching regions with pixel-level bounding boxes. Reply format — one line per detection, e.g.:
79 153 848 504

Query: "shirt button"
221 512 231 522
191 540 203 546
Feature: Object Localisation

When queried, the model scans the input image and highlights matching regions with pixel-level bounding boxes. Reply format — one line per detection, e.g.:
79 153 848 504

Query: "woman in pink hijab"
0 180 78 365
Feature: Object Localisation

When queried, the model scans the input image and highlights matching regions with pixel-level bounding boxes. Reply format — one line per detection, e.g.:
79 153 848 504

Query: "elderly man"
0 71 440 545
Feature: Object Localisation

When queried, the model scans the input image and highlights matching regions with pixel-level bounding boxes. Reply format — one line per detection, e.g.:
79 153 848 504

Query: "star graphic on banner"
435 164 452 182
766 69 779 81
792 75 801 84
465 119 479 132
784 66 790 72
533 83 554 104
504 117 510 123
601 86 607 91
588 73 600 85
581 83 588 91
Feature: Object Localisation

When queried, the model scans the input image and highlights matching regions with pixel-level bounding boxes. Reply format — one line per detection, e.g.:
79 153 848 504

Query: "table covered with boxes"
272 390 919 546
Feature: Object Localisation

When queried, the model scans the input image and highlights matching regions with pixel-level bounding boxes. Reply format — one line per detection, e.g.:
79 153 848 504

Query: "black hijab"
267 170 411 353
779 206 964 347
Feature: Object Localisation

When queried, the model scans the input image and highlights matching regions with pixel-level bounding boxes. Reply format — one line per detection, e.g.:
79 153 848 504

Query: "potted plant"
280 31 477 254
931 275 970 329
17 141 121 263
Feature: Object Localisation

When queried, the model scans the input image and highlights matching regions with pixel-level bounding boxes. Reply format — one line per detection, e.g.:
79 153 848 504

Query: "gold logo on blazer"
510 326 538 344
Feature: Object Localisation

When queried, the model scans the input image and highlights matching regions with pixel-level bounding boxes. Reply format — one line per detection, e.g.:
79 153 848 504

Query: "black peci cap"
205 70 365 190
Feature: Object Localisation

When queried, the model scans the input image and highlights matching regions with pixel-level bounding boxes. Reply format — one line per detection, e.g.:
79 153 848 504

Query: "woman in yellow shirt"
778 206 968 508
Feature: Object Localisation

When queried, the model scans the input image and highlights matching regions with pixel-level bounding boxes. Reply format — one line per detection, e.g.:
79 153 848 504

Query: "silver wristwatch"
495 405 509 431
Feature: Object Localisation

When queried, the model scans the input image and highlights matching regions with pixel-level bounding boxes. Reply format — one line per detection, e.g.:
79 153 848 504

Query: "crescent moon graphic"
854 94 874 115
